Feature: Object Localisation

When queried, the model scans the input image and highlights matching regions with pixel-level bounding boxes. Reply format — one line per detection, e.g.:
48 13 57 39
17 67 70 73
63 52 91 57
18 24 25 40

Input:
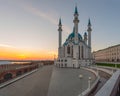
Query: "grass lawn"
96 63 120 68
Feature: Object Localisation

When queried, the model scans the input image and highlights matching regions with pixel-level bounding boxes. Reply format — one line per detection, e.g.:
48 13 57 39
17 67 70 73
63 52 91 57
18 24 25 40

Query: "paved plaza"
47 67 96 96
0 65 96 96
0 65 53 96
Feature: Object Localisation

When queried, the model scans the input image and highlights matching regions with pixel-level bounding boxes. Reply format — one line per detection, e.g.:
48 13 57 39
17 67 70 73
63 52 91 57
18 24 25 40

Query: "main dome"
63 31 83 46
68 32 82 40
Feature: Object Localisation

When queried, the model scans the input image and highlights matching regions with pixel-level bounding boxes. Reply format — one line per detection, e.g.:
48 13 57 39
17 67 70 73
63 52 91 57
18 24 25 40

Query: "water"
0 61 12 65
0 61 30 65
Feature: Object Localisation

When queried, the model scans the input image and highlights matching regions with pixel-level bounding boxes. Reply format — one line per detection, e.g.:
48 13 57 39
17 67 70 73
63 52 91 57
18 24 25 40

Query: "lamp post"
88 77 91 89
79 74 83 96
96 64 99 76
79 74 83 79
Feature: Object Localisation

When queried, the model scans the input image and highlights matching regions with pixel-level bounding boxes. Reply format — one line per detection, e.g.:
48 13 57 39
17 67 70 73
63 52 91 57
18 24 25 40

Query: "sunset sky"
0 0 120 60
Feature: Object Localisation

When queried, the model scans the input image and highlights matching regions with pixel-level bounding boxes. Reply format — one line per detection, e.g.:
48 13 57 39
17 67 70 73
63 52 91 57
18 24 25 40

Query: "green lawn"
96 63 120 68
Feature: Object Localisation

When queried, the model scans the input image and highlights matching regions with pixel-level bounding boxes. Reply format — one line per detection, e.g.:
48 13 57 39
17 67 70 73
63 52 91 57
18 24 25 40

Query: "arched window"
73 64 74 68
79 46 80 59
67 45 70 54
65 64 67 67
72 46 73 57
61 64 63 67
82 46 84 58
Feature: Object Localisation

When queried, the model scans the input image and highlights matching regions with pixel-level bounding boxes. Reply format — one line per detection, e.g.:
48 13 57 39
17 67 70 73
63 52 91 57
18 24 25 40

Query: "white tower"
73 6 79 44
58 18 62 58
87 18 92 58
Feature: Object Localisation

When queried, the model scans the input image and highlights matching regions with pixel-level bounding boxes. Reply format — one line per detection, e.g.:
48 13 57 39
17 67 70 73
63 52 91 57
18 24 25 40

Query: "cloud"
0 44 16 48
22 3 71 35
23 4 57 25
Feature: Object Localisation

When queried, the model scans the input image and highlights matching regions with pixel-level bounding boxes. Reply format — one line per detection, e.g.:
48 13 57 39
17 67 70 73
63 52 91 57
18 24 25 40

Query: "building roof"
93 44 120 53
108 44 120 49
68 32 82 40
68 27 82 40
63 29 83 46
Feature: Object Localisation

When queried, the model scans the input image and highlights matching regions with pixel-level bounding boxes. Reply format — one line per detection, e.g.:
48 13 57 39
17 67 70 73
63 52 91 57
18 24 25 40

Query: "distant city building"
54 6 93 68
93 44 120 62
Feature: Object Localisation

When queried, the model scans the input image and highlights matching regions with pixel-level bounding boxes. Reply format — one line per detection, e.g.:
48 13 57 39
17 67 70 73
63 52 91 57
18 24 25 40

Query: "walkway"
47 67 96 96
0 65 53 96
0 65 97 96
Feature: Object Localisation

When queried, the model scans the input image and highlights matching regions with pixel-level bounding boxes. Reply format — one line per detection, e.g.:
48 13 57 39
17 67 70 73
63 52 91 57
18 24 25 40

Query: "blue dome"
84 32 87 36
63 32 83 46
68 32 82 40
63 27 83 46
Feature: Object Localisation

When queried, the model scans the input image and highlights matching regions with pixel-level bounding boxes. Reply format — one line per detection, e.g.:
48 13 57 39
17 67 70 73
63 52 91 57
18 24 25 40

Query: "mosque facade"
54 6 93 68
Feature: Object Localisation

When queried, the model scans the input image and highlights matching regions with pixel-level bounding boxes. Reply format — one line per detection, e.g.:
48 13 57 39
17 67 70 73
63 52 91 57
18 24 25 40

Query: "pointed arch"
67 45 70 54
79 46 80 59
72 45 73 57
81 45 84 59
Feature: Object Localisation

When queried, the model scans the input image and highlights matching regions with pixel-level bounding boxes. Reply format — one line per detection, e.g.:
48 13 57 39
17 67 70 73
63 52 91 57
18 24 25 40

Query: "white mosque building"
54 6 93 68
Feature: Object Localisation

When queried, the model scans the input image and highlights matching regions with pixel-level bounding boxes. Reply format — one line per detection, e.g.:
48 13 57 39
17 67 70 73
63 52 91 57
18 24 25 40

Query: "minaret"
58 18 62 58
87 18 92 59
87 18 92 48
84 32 87 44
73 6 79 44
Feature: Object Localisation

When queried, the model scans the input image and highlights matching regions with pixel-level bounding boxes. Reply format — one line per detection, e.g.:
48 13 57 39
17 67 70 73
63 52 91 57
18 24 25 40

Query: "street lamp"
79 74 83 96
79 74 83 79
96 64 99 76
88 77 92 89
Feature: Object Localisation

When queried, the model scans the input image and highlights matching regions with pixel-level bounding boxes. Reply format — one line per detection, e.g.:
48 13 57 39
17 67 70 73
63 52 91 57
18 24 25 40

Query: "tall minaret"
73 6 79 44
87 18 92 48
84 32 87 44
58 18 62 58
87 18 92 58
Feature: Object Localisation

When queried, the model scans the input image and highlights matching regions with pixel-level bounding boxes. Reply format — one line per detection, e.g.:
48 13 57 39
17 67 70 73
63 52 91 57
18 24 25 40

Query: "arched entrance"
73 64 74 68
65 64 67 67
4 73 13 81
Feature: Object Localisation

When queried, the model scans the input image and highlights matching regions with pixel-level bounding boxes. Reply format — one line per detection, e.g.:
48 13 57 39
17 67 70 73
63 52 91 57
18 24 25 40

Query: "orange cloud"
0 45 57 60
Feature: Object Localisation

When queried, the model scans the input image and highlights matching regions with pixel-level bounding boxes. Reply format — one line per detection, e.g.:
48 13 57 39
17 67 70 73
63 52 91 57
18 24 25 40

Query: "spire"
87 18 92 32
74 5 78 14
58 18 62 32
59 18 62 26
88 18 91 26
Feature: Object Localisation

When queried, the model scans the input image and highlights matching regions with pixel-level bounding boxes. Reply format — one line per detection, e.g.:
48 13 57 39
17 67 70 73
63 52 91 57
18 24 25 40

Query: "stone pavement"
0 65 96 96
0 65 53 96
47 67 96 96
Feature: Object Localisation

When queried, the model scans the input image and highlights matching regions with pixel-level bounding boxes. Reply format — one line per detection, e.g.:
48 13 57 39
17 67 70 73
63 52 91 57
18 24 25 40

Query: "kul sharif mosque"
54 6 93 68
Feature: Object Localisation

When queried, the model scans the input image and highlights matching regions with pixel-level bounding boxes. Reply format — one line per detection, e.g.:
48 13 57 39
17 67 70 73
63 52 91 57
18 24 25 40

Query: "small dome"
84 32 87 36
